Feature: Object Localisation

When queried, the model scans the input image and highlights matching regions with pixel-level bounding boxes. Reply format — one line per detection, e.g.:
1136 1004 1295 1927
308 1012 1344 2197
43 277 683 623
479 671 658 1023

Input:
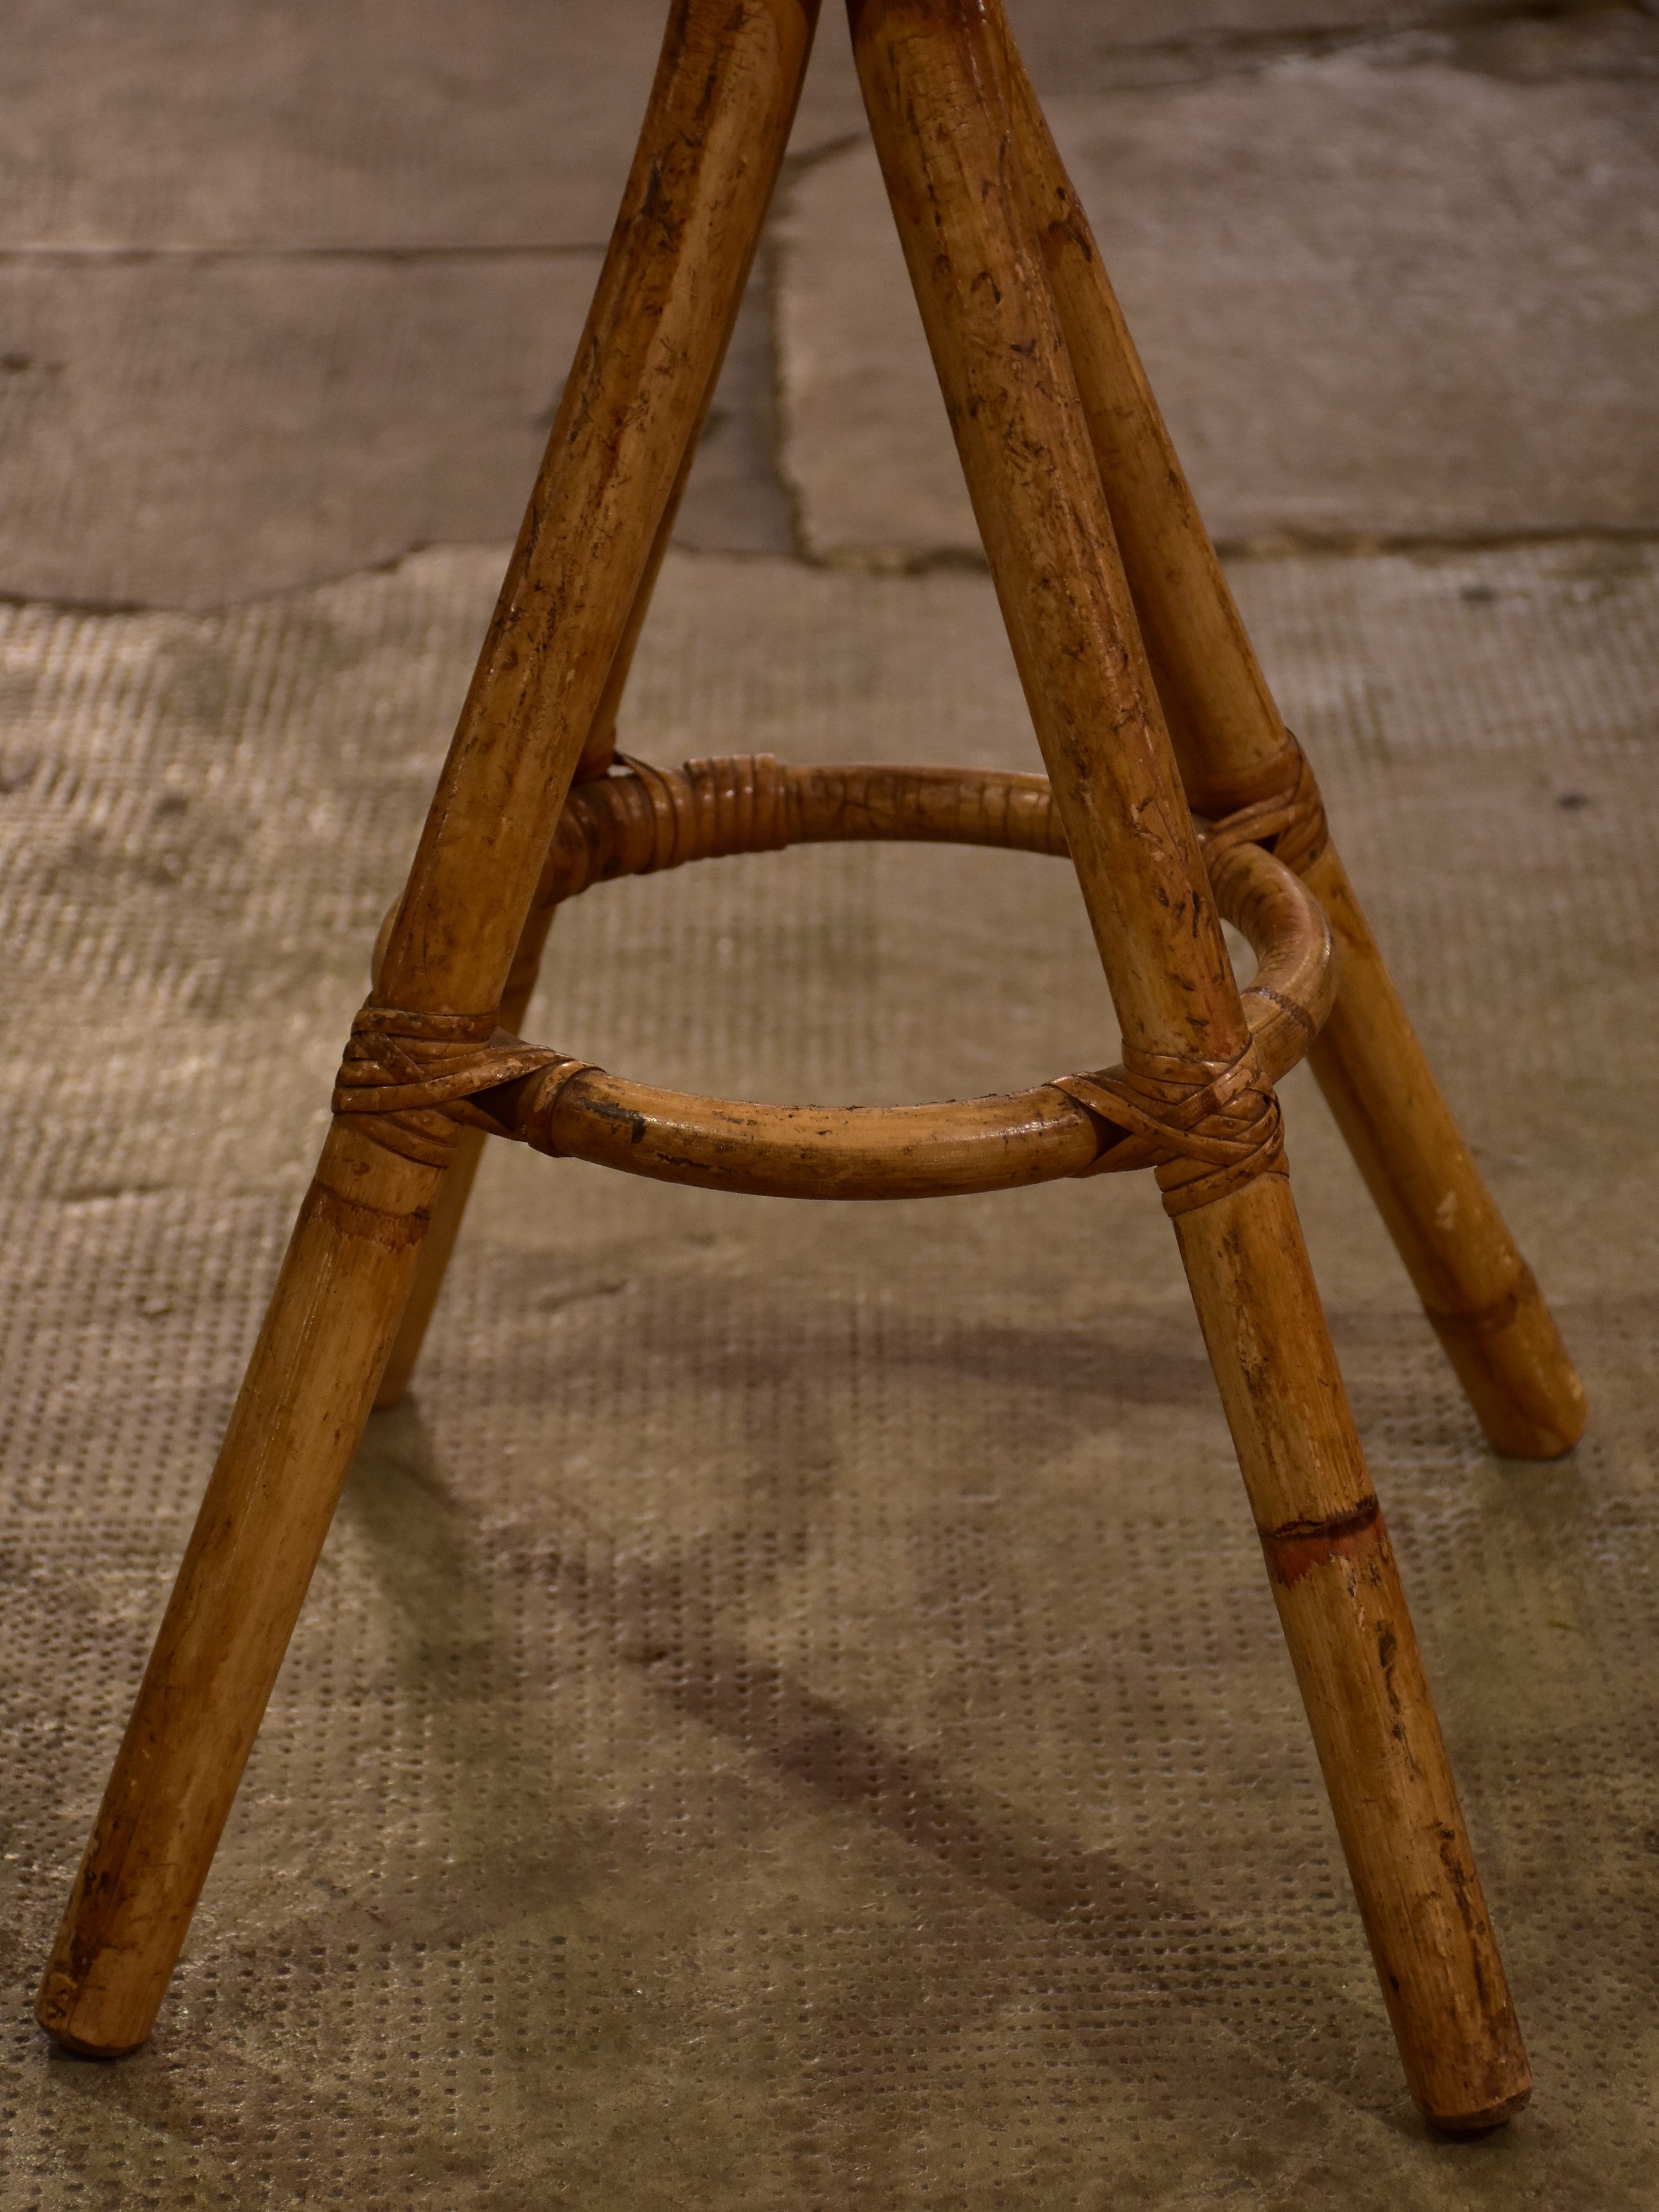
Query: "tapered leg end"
37 2015 150 2061
1428 1276 1589 1462
1422 2080 1532 2135
34 1972 152 2060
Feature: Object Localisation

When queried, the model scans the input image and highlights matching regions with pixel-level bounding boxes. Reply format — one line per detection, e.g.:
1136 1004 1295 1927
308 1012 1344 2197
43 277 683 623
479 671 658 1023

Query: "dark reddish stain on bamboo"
1259 1495 1384 1587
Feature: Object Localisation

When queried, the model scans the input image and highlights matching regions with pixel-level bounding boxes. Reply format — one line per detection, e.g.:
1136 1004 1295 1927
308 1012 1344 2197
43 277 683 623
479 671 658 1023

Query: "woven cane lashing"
349 757 1335 1203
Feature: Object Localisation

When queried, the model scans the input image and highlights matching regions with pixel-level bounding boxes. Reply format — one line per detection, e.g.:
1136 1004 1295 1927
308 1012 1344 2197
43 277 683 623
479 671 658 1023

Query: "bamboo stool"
37 0 1586 2133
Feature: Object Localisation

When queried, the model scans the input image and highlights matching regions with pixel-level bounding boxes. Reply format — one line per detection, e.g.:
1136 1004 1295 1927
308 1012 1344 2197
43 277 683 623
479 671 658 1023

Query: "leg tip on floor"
34 1986 151 2061
1423 2082 1533 2136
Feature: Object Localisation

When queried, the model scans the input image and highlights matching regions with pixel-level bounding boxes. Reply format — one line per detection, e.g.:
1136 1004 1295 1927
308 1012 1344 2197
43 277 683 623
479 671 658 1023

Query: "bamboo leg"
850 0 1528 2125
36 1125 439 2055
1000 38 1585 1460
1295 852 1584 1457
37 0 819 2058
374 285 746 1408
1175 1178 1530 2127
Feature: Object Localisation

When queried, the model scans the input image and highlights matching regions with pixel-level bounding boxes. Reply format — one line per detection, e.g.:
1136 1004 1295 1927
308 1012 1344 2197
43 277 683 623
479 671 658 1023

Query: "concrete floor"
2 2 1657 2205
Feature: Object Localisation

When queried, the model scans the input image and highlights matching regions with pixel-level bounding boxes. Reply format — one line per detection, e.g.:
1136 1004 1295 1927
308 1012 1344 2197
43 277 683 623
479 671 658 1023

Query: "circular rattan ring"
485 756 1337 1201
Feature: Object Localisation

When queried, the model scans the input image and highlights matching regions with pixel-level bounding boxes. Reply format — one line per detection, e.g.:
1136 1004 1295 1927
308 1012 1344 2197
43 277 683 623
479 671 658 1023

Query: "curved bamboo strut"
374 753 1315 1397
477 759 1333 1199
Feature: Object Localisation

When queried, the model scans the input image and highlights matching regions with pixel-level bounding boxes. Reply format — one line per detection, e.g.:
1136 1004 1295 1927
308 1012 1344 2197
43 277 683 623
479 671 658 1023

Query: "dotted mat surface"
1 542 1656 2207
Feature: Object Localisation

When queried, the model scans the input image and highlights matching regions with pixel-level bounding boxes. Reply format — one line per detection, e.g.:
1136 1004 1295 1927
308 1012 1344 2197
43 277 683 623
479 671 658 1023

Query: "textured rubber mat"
2 541 1656 2206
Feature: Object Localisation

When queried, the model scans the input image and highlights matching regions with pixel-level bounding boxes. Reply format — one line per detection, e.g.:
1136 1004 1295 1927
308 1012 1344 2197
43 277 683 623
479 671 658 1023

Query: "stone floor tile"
0 0 666 251
777 33 1659 562
0 254 601 607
